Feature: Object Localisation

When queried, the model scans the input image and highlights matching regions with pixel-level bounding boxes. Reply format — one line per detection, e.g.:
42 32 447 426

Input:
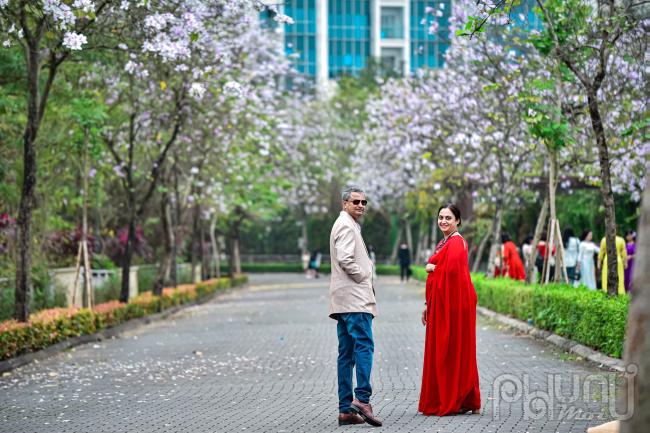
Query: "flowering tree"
0 0 293 318
0 0 116 321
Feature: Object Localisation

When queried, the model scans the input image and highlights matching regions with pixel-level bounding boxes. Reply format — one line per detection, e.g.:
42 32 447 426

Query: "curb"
476 306 627 373
0 283 246 374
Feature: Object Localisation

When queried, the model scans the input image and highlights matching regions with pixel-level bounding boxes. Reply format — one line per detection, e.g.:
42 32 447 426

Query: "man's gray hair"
341 186 365 201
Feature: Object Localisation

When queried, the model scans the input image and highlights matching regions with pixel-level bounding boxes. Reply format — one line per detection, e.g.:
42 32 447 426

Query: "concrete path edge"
0 284 247 374
476 306 627 373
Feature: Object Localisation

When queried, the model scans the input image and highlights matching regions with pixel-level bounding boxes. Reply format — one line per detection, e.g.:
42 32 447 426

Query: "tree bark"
405 217 414 263
119 210 136 303
153 190 173 296
209 215 221 279
190 204 200 283
587 90 619 295
620 171 650 432
14 33 42 322
390 219 402 264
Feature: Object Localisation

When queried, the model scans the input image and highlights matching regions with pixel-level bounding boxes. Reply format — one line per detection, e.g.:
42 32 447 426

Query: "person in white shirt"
563 227 580 284
577 230 599 289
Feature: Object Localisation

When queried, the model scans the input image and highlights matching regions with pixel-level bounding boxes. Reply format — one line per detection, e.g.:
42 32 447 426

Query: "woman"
598 234 627 295
419 204 481 416
624 231 636 292
535 231 555 282
501 233 526 280
577 231 599 290
563 227 580 285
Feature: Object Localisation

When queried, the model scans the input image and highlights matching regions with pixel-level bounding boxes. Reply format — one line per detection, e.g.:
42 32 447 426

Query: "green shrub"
92 254 118 270
472 274 628 358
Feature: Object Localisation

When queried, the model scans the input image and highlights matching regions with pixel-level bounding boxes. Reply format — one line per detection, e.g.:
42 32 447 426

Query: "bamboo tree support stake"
73 128 93 308
554 219 569 283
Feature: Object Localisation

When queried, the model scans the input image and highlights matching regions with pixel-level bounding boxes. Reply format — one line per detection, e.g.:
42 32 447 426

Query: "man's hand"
425 263 435 273
421 308 427 326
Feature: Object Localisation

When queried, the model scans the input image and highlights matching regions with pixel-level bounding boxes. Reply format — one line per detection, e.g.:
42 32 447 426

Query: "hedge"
471 274 629 358
0 275 247 361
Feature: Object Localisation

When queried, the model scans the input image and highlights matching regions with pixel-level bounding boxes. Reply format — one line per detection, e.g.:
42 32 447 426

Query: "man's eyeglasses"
347 199 368 206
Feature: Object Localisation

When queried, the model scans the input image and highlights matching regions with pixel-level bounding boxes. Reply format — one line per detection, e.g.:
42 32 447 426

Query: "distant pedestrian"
577 231 599 290
624 230 636 293
328 186 381 427
501 233 525 281
598 234 627 295
309 250 322 279
563 227 580 284
398 243 411 282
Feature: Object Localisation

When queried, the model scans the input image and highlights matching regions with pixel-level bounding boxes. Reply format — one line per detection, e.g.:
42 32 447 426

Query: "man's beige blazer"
328 211 377 318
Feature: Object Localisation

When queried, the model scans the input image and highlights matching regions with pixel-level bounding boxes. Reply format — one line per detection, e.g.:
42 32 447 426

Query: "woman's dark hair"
437 203 462 227
523 235 533 245
625 230 636 240
580 230 591 241
563 227 575 248
501 232 511 243
540 231 547 242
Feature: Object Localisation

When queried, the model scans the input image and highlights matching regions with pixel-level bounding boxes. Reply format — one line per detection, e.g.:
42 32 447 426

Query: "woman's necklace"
435 230 458 254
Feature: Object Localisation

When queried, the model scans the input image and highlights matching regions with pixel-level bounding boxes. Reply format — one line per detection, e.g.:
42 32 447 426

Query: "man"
398 243 411 282
329 186 382 427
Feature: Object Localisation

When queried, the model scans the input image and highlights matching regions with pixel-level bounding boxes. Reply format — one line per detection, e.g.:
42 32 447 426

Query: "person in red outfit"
501 233 526 280
419 204 481 416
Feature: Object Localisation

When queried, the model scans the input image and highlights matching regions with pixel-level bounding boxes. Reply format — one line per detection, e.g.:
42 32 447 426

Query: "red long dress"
503 241 526 281
419 235 481 416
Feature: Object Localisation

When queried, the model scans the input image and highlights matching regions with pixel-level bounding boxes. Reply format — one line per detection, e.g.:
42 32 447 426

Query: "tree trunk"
390 221 402 264
415 220 426 265
190 204 200 283
587 90 619 295
153 190 173 296
486 204 504 278
526 195 549 284
14 37 42 322
228 221 242 277
119 211 136 303
209 215 221 279
472 231 490 273
200 217 208 280
620 171 650 432
301 214 308 256
405 217 414 263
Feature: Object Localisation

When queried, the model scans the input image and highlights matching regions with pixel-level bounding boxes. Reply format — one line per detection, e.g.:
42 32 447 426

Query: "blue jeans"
335 312 374 413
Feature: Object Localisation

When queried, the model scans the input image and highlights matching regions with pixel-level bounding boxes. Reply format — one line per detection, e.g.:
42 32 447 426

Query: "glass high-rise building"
272 0 539 85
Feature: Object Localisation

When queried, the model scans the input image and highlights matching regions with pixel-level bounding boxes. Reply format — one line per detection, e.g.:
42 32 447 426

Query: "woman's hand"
425 263 435 273
421 308 427 326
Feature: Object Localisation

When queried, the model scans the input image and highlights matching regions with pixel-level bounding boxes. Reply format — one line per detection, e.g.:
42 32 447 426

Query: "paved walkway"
0 274 621 433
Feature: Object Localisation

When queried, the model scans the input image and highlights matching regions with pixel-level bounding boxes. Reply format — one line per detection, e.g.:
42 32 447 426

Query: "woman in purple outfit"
624 230 636 292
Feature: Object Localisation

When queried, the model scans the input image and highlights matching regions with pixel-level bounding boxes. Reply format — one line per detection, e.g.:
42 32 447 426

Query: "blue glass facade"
284 0 317 77
328 0 371 78
410 0 451 71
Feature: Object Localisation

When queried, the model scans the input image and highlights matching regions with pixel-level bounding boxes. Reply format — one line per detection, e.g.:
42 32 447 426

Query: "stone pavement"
0 273 623 433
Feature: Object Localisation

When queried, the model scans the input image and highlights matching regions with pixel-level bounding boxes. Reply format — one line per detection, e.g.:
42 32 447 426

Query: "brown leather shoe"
350 398 382 427
338 412 364 426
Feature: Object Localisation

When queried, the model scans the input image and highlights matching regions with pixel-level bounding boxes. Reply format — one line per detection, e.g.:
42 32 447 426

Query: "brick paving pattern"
0 273 622 432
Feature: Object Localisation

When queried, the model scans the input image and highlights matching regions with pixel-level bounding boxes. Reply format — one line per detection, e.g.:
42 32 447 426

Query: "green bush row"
471 274 629 358
231 262 627 358
219 263 406 275
0 275 247 361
